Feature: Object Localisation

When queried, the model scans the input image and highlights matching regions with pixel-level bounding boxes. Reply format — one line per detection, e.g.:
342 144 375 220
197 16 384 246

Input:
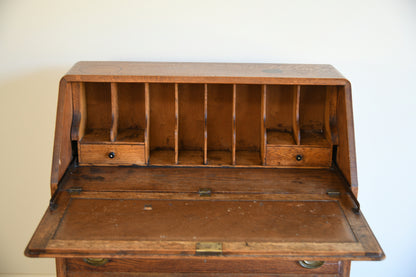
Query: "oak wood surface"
266 146 331 167
50 78 73 193
78 144 145 166
36 62 380 277
66 257 339 274
65 62 347 86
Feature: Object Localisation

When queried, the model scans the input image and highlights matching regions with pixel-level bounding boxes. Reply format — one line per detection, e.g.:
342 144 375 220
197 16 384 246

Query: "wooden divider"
232 84 237 165
71 82 86 141
175 84 179 164
110 83 118 142
204 84 208 165
261 85 266 165
292 85 300 145
325 86 338 145
145 83 150 164
74 82 334 167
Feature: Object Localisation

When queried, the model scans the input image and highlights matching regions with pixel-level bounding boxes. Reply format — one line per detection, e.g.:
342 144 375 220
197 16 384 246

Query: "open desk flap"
26 167 384 261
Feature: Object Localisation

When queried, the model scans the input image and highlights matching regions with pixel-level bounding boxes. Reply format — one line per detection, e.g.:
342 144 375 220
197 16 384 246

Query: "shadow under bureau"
25 62 384 277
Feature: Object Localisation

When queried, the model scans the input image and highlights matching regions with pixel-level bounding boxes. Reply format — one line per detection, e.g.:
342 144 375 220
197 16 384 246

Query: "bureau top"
64 61 348 85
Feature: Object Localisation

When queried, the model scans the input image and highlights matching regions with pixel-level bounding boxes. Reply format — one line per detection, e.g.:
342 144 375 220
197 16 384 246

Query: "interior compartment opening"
149 83 175 164
266 85 299 146
299 85 331 146
116 83 146 143
178 84 205 165
235 85 262 165
82 82 112 142
207 84 233 165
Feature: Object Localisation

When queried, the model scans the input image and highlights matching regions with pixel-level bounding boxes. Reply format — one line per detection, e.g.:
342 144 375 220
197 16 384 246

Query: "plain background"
1 0 415 276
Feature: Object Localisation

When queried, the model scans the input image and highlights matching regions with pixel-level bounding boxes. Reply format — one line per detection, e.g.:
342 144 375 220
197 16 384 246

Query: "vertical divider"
325 86 338 145
203 84 208 165
232 84 237 165
292 85 301 145
145 83 150 165
261 85 267 165
71 82 86 141
174 83 179 164
110 83 119 142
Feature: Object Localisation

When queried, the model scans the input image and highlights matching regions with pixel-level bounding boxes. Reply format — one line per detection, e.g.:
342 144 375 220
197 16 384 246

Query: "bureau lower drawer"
266 146 332 167
66 258 340 275
78 144 145 165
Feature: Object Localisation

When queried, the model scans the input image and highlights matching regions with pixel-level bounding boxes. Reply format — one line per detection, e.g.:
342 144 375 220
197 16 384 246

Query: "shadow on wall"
0 68 68 275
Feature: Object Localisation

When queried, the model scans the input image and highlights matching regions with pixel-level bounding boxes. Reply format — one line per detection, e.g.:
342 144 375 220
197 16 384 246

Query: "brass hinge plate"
327 190 341 197
68 187 83 195
195 242 222 256
199 188 212 197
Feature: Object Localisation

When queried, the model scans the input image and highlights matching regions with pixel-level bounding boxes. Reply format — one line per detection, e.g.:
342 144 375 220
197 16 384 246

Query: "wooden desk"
26 62 384 277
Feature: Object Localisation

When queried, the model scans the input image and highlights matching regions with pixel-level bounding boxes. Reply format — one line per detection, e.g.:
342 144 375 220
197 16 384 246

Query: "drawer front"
266 146 332 167
66 258 340 275
79 144 145 165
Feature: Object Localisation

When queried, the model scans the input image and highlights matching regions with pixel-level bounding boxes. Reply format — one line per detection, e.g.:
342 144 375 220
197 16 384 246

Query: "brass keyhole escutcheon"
298 260 325 269
84 258 109 266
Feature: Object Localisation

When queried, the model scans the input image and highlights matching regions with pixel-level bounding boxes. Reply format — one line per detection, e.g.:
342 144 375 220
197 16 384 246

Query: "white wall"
0 0 415 276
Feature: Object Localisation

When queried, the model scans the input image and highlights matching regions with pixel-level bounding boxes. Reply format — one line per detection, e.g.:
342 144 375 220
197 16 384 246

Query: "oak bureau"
25 62 384 277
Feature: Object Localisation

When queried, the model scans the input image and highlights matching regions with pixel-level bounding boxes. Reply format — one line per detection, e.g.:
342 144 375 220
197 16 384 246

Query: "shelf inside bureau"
73 82 337 167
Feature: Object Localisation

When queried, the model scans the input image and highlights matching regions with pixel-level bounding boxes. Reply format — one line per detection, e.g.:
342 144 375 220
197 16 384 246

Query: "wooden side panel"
336 84 358 195
51 78 73 194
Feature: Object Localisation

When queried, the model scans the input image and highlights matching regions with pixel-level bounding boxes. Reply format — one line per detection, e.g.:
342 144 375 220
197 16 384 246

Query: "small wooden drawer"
66 258 340 275
78 144 145 166
266 146 332 167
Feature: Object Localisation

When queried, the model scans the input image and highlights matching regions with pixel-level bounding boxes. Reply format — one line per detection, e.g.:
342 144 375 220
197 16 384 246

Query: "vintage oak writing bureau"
25 62 384 277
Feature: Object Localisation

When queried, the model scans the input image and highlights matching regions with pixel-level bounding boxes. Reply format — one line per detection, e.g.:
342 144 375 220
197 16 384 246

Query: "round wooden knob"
108 152 115 159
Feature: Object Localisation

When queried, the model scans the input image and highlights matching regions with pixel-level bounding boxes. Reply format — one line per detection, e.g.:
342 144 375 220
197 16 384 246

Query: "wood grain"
79 144 145 166
50 78 73 194
66 257 339 274
266 146 332 167
110 83 118 142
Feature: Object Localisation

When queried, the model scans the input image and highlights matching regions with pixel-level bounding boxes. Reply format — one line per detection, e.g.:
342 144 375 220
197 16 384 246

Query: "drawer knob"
108 152 115 159
298 260 324 269
84 258 109 266
296 154 303 161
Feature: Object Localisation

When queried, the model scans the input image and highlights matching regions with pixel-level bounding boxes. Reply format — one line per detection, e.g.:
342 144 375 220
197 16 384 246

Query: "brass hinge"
327 190 341 197
68 187 83 195
199 188 212 197
195 242 222 256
